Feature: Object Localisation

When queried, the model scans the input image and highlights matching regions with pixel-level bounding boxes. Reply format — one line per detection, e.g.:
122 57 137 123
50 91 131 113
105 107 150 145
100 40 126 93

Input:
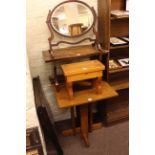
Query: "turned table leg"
53 65 61 92
66 82 73 99
88 104 93 132
80 104 89 147
93 77 102 94
70 107 76 135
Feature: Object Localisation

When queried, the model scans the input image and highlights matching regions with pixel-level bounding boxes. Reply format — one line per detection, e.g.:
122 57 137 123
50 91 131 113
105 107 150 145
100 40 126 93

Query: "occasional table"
54 81 118 146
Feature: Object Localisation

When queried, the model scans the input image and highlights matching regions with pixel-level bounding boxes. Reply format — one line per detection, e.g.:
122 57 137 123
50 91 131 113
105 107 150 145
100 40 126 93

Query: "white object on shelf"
111 10 129 17
110 37 127 45
121 37 129 42
109 59 122 70
118 58 129 67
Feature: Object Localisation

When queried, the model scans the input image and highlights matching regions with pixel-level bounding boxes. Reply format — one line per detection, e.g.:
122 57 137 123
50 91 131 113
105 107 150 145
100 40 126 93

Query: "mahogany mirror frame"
46 0 96 38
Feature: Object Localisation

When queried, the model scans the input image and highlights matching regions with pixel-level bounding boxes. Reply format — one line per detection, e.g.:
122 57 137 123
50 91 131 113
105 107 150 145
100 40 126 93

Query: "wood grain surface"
61 60 105 76
54 81 118 108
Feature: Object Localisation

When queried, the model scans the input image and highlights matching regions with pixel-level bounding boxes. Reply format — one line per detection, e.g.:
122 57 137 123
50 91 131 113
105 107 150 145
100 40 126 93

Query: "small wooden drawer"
66 71 103 82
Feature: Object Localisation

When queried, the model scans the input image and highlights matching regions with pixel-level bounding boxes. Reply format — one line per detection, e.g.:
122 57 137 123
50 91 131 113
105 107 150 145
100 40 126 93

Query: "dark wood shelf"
110 77 129 91
109 67 129 74
110 44 129 50
98 0 129 123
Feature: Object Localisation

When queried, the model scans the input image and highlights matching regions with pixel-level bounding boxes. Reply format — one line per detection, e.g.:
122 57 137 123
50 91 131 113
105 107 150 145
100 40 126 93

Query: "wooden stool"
61 60 105 99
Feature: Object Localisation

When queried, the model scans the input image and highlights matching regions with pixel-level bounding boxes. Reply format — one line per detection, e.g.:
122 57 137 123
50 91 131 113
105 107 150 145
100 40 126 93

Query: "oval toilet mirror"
50 0 95 37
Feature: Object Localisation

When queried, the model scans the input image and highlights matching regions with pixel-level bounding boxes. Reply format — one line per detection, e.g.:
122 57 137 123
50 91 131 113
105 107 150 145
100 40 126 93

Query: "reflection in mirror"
51 2 94 37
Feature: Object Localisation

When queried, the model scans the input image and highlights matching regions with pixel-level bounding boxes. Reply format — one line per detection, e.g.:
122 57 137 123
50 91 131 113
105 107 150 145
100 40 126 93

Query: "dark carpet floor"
46 121 129 155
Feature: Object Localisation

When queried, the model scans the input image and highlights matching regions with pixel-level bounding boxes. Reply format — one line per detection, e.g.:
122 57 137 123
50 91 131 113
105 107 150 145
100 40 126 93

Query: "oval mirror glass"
51 1 94 37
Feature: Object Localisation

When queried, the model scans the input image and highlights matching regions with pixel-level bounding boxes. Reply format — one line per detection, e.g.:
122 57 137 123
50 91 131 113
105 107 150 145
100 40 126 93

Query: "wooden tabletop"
42 45 100 63
61 60 105 76
54 81 118 108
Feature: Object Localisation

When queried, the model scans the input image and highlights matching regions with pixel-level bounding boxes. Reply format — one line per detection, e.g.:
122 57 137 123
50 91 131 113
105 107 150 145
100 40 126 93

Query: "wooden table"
61 60 105 99
54 81 118 147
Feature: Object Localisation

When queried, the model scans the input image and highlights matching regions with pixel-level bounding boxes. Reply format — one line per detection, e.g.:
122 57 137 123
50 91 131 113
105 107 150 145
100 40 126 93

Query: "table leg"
53 65 62 92
76 106 81 127
88 104 93 132
66 82 73 99
70 107 76 135
93 77 102 94
80 104 89 147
